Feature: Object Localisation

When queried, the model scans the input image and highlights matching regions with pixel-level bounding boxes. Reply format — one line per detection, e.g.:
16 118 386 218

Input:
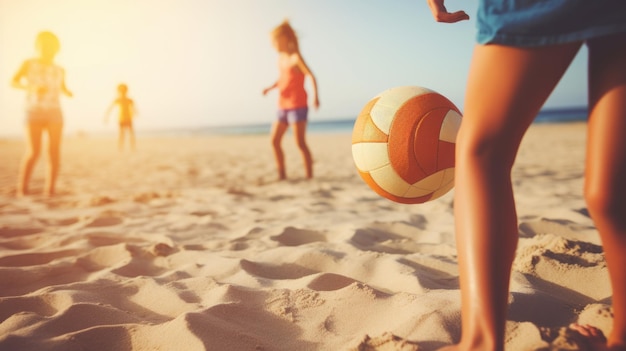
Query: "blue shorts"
477 0 626 47
277 107 308 124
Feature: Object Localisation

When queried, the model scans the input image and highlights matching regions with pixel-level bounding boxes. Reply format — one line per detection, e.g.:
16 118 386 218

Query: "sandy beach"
0 122 614 351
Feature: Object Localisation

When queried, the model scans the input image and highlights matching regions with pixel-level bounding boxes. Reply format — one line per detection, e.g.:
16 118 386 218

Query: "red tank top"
277 64 308 109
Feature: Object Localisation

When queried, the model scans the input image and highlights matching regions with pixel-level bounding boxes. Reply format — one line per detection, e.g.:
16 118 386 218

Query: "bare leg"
44 122 63 196
129 126 136 151
583 33 626 351
270 121 288 180
17 122 44 196
118 127 125 151
292 120 313 179
439 42 581 351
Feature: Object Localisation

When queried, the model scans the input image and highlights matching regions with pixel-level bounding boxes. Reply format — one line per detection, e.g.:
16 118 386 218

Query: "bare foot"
569 323 626 351
569 323 607 350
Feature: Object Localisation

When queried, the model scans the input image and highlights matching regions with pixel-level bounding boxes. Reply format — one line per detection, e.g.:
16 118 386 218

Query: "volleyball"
351 86 462 204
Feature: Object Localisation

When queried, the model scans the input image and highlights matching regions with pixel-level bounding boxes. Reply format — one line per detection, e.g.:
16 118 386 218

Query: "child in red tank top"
263 20 320 180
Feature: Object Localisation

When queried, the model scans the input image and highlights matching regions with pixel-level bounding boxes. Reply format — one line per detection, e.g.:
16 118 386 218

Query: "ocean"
201 106 588 136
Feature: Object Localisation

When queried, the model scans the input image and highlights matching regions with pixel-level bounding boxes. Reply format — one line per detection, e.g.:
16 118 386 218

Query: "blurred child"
11 31 73 197
263 20 319 180
105 83 137 151
427 1 626 350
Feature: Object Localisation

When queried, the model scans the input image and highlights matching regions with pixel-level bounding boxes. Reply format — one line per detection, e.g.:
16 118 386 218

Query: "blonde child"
263 20 319 180
11 31 73 197
105 83 137 151
427 1 626 350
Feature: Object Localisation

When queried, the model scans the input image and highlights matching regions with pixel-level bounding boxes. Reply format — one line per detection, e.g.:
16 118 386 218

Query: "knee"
456 130 515 170
271 137 282 149
48 146 61 160
24 149 41 162
295 139 308 151
48 153 61 166
585 182 625 224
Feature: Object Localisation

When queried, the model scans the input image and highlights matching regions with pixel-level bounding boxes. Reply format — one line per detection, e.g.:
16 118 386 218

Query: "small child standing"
263 20 320 180
105 83 137 151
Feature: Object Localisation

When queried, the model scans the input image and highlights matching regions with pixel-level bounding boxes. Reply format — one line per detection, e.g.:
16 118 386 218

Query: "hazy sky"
0 0 588 136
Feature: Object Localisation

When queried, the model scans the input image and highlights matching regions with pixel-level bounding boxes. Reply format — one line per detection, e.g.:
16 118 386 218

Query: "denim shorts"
277 107 308 124
477 0 626 47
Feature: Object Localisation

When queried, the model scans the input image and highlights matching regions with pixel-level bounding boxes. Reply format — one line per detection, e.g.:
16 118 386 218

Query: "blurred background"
0 0 589 137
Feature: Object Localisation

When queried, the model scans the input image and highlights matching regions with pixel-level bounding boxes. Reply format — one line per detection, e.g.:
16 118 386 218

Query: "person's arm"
104 100 115 123
11 60 49 98
294 53 320 110
263 81 278 95
131 100 138 118
60 68 73 98
426 0 469 23
11 61 31 91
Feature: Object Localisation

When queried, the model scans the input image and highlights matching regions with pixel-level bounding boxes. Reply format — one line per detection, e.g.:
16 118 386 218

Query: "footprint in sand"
132 191 174 203
312 189 334 199
514 234 609 301
268 194 293 201
38 217 80 226
189 210 217 217
89 196 116 206
270 227 327 247
85 216 123 228
240 259 318 280
307 273 357 291
350 227 412 255
518 217 595 239
227 187 253 197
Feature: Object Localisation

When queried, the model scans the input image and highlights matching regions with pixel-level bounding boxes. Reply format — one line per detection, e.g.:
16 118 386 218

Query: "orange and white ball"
351 86 462 204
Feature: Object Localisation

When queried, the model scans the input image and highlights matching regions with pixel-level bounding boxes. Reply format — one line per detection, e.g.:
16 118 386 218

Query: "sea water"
204 106 588 136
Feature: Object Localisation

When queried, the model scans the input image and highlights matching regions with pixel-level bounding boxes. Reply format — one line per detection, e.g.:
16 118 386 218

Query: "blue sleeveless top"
477 0 626 47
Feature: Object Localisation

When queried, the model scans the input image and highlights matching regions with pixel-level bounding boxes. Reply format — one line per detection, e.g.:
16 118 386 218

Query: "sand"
0 122 614 351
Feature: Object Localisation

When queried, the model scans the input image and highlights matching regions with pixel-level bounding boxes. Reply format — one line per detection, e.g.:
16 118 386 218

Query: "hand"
427 0 469 23
313 97 320 110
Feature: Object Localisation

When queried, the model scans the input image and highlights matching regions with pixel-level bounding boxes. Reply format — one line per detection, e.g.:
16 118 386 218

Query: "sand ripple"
0 126 613 350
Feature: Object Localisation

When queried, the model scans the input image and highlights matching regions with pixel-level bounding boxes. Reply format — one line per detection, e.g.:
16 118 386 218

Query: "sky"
0 0 589 137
